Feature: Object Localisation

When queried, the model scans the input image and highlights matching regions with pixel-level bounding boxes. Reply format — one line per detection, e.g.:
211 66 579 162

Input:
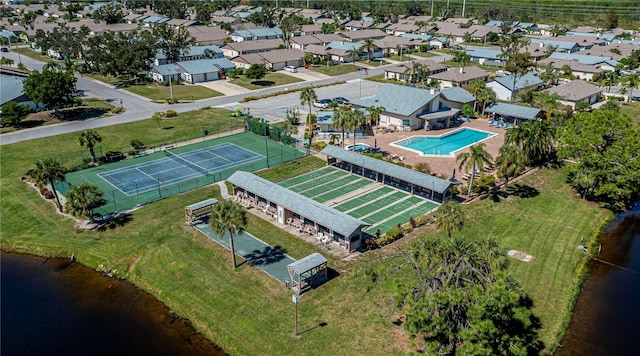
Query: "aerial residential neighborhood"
1 1 639 355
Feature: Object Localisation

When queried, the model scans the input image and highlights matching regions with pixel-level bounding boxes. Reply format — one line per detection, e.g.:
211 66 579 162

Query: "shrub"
415 162 431 174
311 141 327 151
414 214 430 226
165 109 177 117
130 139 145 150
377 228 403 246
44 190 54 200
39 186 48 195
472 175 496 193
110 106 124 114
401 224 413 234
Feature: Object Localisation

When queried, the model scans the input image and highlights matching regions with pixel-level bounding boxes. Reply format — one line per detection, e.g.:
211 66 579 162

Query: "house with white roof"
548 52 618 71
175 58 235 83
486 72 543 101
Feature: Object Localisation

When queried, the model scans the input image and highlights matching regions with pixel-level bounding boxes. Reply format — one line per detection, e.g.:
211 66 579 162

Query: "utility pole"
462 0 467 17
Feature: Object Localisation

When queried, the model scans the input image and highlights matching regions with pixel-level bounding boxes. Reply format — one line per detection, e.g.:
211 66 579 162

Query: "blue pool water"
392 128 496 156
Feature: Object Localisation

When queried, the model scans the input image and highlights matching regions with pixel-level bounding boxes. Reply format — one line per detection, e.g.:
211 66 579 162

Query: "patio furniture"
488 119 495 126
503 123 510 129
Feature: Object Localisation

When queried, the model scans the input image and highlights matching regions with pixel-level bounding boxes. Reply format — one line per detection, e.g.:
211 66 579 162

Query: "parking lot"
233 79 384 122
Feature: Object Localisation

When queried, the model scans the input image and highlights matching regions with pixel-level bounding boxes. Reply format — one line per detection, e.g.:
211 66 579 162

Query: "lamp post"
168 69 174 104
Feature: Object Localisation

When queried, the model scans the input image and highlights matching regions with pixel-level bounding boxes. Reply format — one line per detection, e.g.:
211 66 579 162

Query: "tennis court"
99 143 262 196
278 166 440 236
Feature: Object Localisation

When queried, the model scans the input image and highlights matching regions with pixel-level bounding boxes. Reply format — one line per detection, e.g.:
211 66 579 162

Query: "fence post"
112 191 117 213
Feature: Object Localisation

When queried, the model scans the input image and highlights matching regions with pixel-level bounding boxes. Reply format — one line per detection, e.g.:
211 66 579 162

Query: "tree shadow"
58 107 111 121
243 245 287 266
506 184 539 198
96 212 133 231
162 126 174 130
16 119 47 129
250 80 275 87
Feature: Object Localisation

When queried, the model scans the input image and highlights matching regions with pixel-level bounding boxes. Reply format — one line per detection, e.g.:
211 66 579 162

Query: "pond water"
0 253 225 356
557 203 640 355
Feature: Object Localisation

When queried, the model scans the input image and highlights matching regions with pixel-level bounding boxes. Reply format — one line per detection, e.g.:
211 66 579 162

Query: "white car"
284 65 298 73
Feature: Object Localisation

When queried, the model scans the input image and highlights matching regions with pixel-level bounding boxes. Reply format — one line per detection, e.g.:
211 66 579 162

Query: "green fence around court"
56 132 306 216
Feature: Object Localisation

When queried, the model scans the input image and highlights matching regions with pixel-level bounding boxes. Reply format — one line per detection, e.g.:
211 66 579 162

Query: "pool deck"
337 118 506 178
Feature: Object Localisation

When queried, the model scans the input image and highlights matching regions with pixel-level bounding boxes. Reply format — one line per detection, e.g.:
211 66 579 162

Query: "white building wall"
486 82 512 101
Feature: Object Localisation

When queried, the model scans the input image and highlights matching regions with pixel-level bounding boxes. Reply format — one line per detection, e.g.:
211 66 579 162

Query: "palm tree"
624 72 639 100
299 87 317 130
495 144 526 189
78 129 102 163
360 37 377 63
413 62 430 88
209 199 248 269
434 201 464 238
505 120 555 166
456 143 493 196
477 87 496 117
367 105 386 131
332 108 350 148
33 158 67 212
452 50 470 69
467 79 486 112
348 109 367 149
64 183 105 220
347 47 363 67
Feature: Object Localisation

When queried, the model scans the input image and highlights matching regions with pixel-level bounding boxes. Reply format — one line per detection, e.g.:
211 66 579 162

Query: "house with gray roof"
486 72 543 101
0 67 37 110
484 102 543 123
352 83 442 131
337 29 386 42
548 52 618 71
428 66 491 90
154 45 223 66
529 38 580 53
566 31 616 44
229 27 283 42
148 63 181 83
384 59 447 83
537 57 604 81
466 46 503 66
545 80 602 109
231 48 303 70
227 171 369 251
220 38 285 57
174 58 235 83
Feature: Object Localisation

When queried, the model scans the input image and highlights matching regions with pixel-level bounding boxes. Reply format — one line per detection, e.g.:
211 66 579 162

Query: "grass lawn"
126 83 223 101
231 73 303 90
0 98 116 134
619 101 640 126
0 110 611 355
410 52 437 58
10 47 53 63
309 64 359 76
85 73 121 85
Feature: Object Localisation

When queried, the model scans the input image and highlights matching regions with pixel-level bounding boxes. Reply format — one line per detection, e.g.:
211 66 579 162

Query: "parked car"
332 97 350 105
0 47 8 53
313 99 332 108
284 65 298 73
631 95 640 101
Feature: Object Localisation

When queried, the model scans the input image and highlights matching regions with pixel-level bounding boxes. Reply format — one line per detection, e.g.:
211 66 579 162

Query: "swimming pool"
345 143 371 152
391 128 497 157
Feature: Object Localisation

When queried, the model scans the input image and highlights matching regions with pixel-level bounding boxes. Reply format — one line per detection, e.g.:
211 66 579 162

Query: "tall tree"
367 105 386 131
434 201 464 238
332 108 350 148
0 101 30 127
85 30 156 78
195 3 212 24
495 144 526 189
33 158 66 212
18 11 37 31
280 12 303 49
347 47 363 67
452 49 470 69
78 130 102 163
153 23 196 63
477 86 496 117
557 109 640 210
467 78 486 112
299 87 317 130
245 64 267 81
360 37 378 62
92 3 124 24
34 23 90 59
604 10 618 30
456 143 493 196
23 69 77 117
624 72 639 100
348 109 367 149
209 199 248 269
64 183 105 220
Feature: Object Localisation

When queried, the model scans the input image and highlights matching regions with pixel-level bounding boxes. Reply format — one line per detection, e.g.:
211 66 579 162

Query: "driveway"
278 67 331 82
197 79 251 96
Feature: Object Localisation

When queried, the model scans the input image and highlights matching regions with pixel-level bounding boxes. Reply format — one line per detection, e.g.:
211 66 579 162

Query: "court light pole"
262 119 270 167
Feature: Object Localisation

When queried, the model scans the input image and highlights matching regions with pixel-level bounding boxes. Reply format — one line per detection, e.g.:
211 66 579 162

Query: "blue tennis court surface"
99 143 262 196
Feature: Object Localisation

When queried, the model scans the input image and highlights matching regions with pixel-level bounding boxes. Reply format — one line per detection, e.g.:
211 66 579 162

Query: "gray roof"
493 72 543 92
227 171 369 237
156 45 223 60
399 33 433 41
326 40 363 51
530 38 579 51
549 52 618 67
466 46 502 61
176 58 235 74
150 63 181 75
545 80 602 101
287 252 327 274
320 146 452 193
485 102 542 120
440 87 475 103
0 73 26 105
352 83 439 117
185 198 218 211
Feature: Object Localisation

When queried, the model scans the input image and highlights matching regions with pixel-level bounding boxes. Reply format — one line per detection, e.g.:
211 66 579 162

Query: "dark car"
631 95 640 101
313 99 332 108
332 97 350 105
0 47 8 53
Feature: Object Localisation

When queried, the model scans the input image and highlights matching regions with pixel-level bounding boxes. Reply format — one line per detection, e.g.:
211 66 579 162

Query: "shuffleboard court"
279 166 335 187
99 143 262 196
287 170 347 193
313 179 372 203
333 186 394 212
367 200 438 234
348 191 409 218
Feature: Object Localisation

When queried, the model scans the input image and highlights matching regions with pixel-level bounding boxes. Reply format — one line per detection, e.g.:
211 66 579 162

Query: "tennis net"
165 149 209 176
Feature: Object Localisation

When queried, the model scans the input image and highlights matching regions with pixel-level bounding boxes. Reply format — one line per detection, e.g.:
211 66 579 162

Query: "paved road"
0 50 451 146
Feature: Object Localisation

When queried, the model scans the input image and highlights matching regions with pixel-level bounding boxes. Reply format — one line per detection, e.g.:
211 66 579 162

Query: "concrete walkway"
197 79 252 96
